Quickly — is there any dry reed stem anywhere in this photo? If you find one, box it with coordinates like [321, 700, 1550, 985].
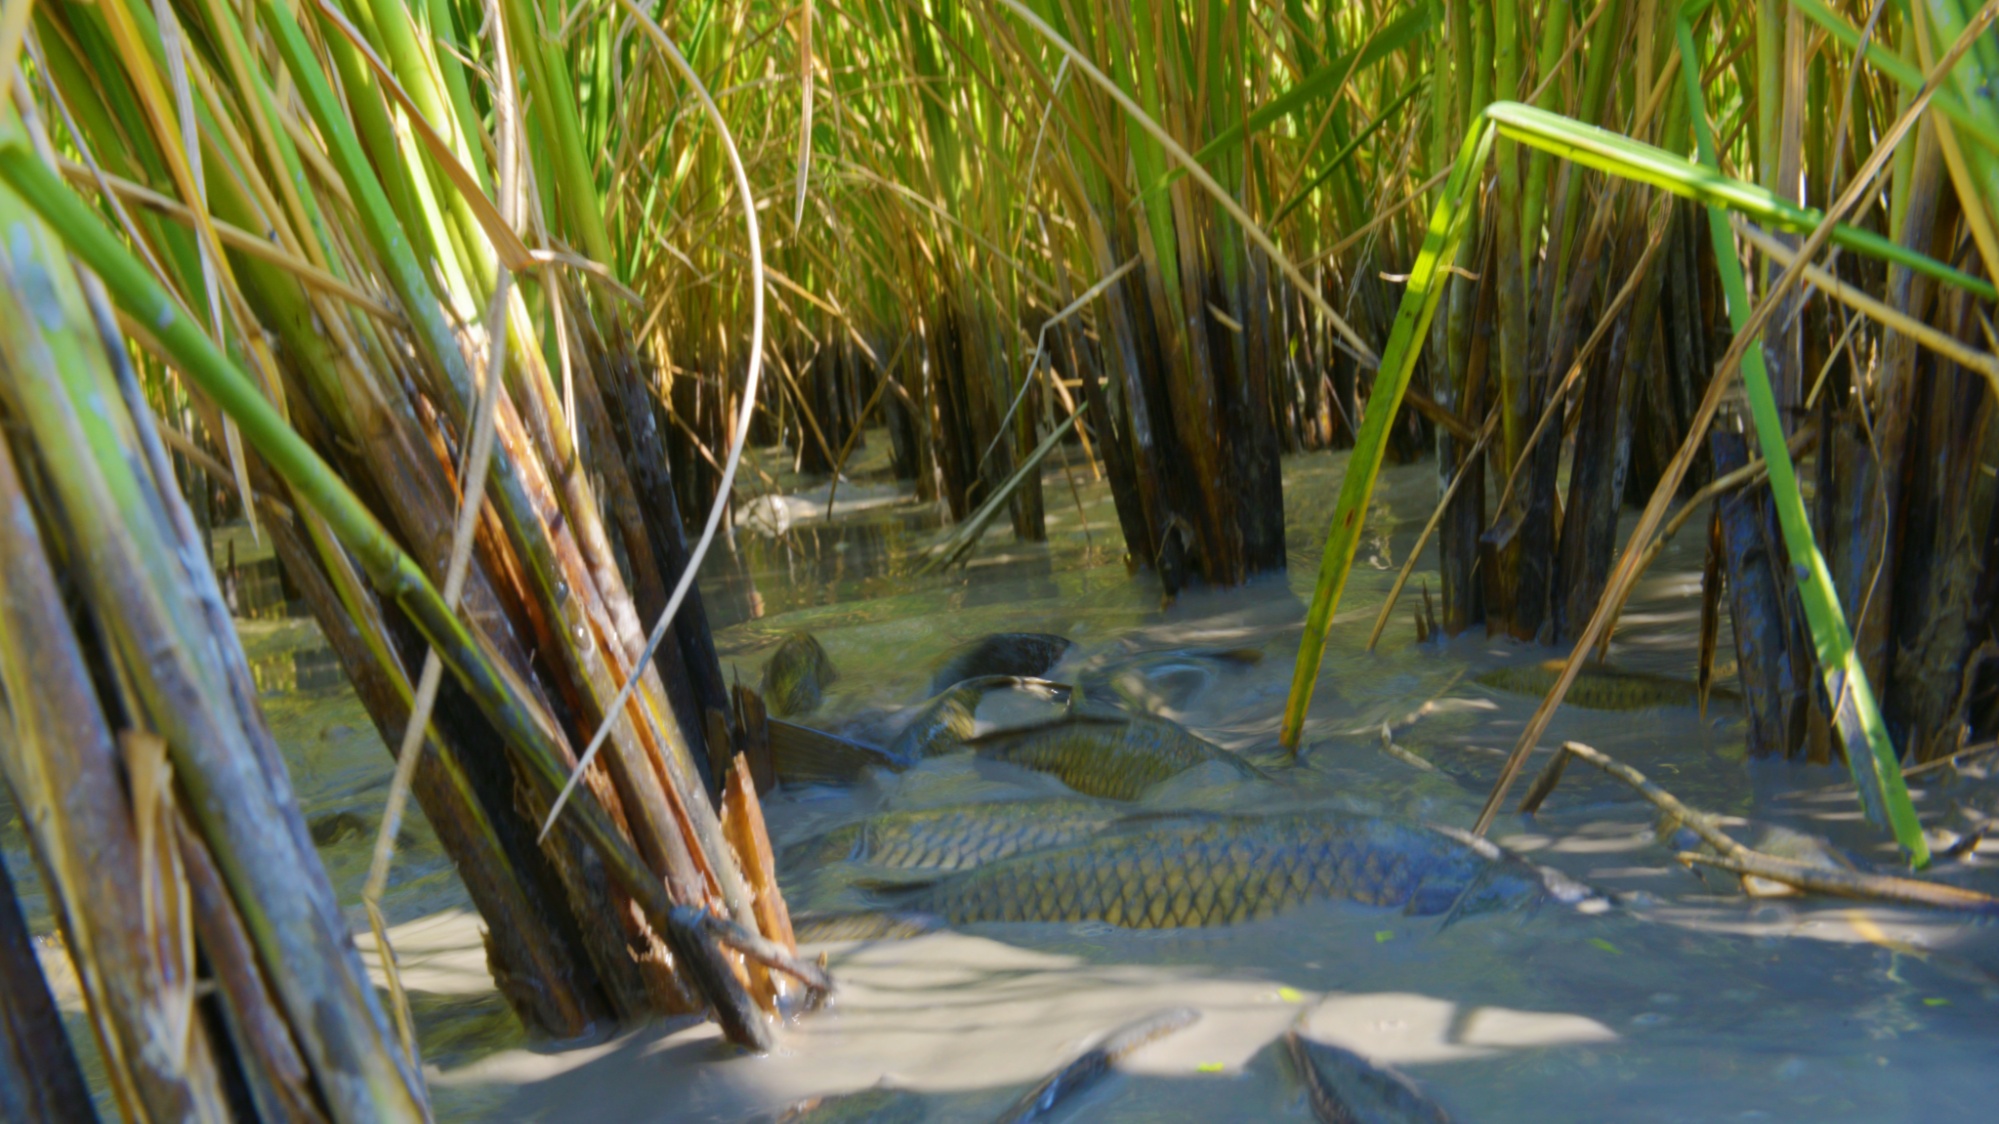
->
[1473, 8, 1990, 835]
[1525, 742, 1999, 914]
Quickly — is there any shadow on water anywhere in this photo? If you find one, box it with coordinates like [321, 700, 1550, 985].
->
[441, 892, 1999, 1122]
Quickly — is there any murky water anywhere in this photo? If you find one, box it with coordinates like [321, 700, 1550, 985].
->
[8, 433, 1997, 1122]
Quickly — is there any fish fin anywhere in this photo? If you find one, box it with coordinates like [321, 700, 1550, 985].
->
[768, 719, 908, 785]
[843, 868, 951, 893]
[1287, 1033, 1456, 1124]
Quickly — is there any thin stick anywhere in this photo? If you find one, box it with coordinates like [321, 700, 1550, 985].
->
[992, 0, 1378, 369]
[544, 0, 768, 839]
[1736, 219, 1999, 393]
[362, 0, 522, 1067]
[1678, 852, 1999, 913]
[1591, 425, 1817, 657]
[824, 331, 911, 519]
[1488, 198, 1670, 518]
[1365, 411, 1495, 652]
[1902, 739, 1999, 778]
[978, 256, 1140, 474]
[1524, 742, 1999, 914]
[697, 911, 832, 997]
[1472, 10, 1977, 836]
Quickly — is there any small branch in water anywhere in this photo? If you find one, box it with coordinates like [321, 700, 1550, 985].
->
[1365, 411, 1496, 652]
[1522, 741, 1999, 914]
[1903, 739, 1999, 778]
[696, 910, 833, 1003]
[661, 907, 773, 1052]
[1676, 851, 1999, 914]
[1378, 723, 1440, 774]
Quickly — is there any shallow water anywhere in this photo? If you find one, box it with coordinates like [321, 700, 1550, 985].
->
[9, 433, 1997, 1122]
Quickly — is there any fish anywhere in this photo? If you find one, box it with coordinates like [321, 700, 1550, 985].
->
[791, 799, 1128, 874]
[1474, 660, 1738, 711]
[886, 675, 1074, 761]
[307, 809, 369, 846]
[966, 713, 1265, 801]
[773, 1084, 927, 1124]
[991, 1007, 1200, 1123]
[768, 718, 909, 786]
[1286, 1030, 1454, 1124]
[894, 812, 1599, 929]
[764, 631, 836, 717]
[1077, 646, 1264, 714]
[929, 633, 1074, 695]
[768, 677, 1073, 786]
[790, 911, 940, 943]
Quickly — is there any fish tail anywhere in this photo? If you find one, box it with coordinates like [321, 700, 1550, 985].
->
[768, 719, 909, 785]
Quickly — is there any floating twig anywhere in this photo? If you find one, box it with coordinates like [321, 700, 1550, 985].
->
[1523, 741, 1999, 914]
[695, 910, 833, 1001]
[1379, 723, 1441, 774]
[1902, 739, 1999, 778]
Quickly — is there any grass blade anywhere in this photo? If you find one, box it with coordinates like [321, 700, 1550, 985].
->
[1279, 120, 1496, 751]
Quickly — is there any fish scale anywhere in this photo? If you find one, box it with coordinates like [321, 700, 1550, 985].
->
[1474, 660, 1738, 710]
[967, 714, 1266, 801]
[798, 800, 1123, 872]
[903, 813, 1579, 929]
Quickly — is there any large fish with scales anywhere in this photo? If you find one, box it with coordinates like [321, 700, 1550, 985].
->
[793, 798, 1127, 873]
[771, 686, 1251, 802]
[767, 676, 1069, 785]
[965, 713, 1266, 800]
[885, 675, 1071, 760]
[858, 811, 1600, 930]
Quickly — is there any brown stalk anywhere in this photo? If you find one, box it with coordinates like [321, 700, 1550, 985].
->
[0, 841, 96, 1123]
[1473, 10, 1982, 833]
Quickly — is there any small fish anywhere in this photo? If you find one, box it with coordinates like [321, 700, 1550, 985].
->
[793, 799, 1127, 873]
[991, 1008, 1200, 1124]
[774, 1084, 927, 1124]
[1286, 1031, 1454, 1124]
[886, 675, 1074, 761]
[929, 633, 1074, 695]
[1474, 660, 1738, 711]
[967, 713, 1264, 801]
[763, 631, 836, 717]
[897, 812, 1598, 929]
[307, 809, 370, 847]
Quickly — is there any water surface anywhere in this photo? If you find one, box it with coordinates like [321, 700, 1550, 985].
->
[9, 433, 1995, 1122]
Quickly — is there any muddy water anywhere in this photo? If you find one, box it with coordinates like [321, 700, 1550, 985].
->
[8, 438, 1997, 1122]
